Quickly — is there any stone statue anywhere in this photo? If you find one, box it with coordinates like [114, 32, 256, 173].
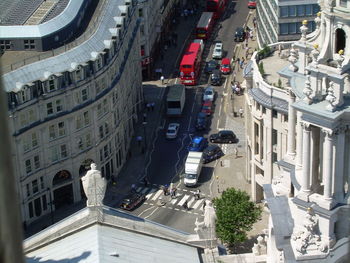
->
[194, 200, 217, 243]
[252, 235, 267, 256]
[81, 163, 107, 207]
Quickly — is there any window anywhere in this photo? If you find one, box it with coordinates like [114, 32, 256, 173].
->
[104, 122, 109, 135]
[272, 110, 278, 118]
[312, 4, 320, 14]
[23, 132, 37, 152]
[26, 184, 30, 197]
[288, 23, 297, 34]
[0, 39, 12, 50]
[262, 107, 266, 114]
[42, 195, 47, 211]
[46, 102, 54, 115]
[272, 129, 278, 145]
[76, 67, 84, 82]
[84, 111, 90, 126]
[280, 23, 289, 35]
[25, 159, 32, 174]
[34, 155, 40, 169]
[81, 88, 88, 101]
[24, 39, 35, 49]
[272, 152, 278, 163]
[60, 145, 67, 158]
[99, 125, 104, 139]
[96, 56, 103, 70]
[284, 114, 288, 122]
[50, 144, 68, 162]
[49, 125, 56, 140]
[49, 122, 65, 140]
[48, 79, 56, 92]
[288, 6, 296, 17]
[305, 5, 312, 15]
[32, 180, 38, 194]
[56, 99, 63, 112]
[58, 122, 65, 137]
[297, 5, 304, 16]
[85, 133, 92, 147]
[138, 8, 143, 17]
[29, 202, 34, 218]
[40, 176, 44, 189]
[280, 6, 288, 17]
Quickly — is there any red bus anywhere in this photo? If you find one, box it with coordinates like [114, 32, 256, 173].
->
[179, 41, 203, 86]
[206, 0, 226, 19]
[195, 12, 215, 40]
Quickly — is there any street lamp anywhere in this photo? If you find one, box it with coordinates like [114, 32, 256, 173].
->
[47, 188, 54, 225]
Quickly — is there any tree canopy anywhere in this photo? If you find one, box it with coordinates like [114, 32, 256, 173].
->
[213, 188, 262, 246]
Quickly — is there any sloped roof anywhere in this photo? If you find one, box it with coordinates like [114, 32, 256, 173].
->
[248, 87, 288, 114]
[24, 206, 204, 263]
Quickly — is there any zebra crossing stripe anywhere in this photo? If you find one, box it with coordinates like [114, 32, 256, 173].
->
[151, 189, 163, 201]
[187, 197, 196, 207]
[171, 197, 178, 205]
[136, 187, 142, 193]
[178, 195, 190, 206]
[146, 188, 157, 199]
[192, 199, 203, 209]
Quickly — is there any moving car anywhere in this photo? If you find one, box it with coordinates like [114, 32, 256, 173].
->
[212, 42, 223, 59]
[234, 27, 245, 42]
[203, 144, 224, 163]
[120, 193, 146, 210]
[210, 69, 222, 86]
[201, 100, 213, 116]
[248, 0, 257, 9]
[210, 130, 237, 143]
[204, 60, 219, 74]
[203, 86, 215, 101]
[195, 112, 208, 130]
[188, 136, 208, 152]
[166, 123, 180, 139]
[220, 58, 231, 74]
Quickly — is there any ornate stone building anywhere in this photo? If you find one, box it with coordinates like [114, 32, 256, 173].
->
[245, 0, 350, 261]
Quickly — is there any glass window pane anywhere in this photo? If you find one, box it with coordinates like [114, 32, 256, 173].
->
[312, 4, 320, 14]
[289, 23, 297, 34]
[279, 23, 288, 35]
[305, 5, 312, 15]
[288, 6, 296, 16]
[297, 5, 304, 16]
[280, 6, 288, 17]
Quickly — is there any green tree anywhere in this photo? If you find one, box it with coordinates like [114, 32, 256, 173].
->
[258, 61, 265, 76]
[213, 188, 262, 247]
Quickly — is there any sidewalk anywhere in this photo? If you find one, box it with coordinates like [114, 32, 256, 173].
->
[24, 7, 204, 238]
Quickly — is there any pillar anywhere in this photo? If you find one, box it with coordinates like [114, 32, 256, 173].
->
[334, 126, 345, 203]
[310, 126, 321, 192]
[301, 122, 311, 194]
[322, 129, 334, 200]
[287, 90, 296, 157]
[296, 111, 303, 168]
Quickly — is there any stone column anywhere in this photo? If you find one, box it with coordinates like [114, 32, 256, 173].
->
[301, 122, 311, 195]
[287, 89, 296, 157]
[296, 111, 303, 168]
[310, 126, 321, 191]
[334, 126, 346, 203]
[322, 129, 335, 200]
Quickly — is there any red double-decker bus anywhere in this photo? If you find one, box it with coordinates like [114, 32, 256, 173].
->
[195, 12, 215, 40]
[179, 41, 203, 86]
[206, 0, 226, 19]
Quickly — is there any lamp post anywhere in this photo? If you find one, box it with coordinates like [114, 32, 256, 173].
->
[47, 188, 54, 225]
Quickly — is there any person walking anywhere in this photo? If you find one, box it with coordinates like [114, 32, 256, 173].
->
[136, 136, 142, 147]
[234, 147, 238, 158]
[160, 75, 165, 85]
[183, 200, 189, 210]
[150, 102, 155, 111]
[239, 107, 244, 118]
[202, 200, 206, 211]
[194, 189, 201, 200]
[171, 187, 177, 198]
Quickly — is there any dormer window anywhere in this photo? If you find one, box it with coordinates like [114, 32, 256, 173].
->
[18, 85, 31, 103]
[76, 66, 84, 82]
[96, 55, 103, 70]
[47, 76, 56, 92]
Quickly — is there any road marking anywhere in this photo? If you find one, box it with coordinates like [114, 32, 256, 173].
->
[174, 208, 180, 211]
[178, 194, 190, 206]
[136, 187, 142, 193]
[151, 189, 163, 201]
[187, 116, 192, 131]
[144, 207, 159, 219]
[171, 198, 179, 205]
[141, 187, 150, 194]
[192, 199, 203, 209]
[187, 197, 196, 207]
[137, 205, 157, 217]
[146, 188, 157, 199]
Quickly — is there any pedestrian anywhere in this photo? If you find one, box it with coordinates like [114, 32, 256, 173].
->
[202, 200, 206, 211]
[136, 136, 142, 147]
[183, 200, 189, 210]
[239, 60, 244, 69]
[239, 107, 244, 118]
[143, 112, 147, 122]
[151, 102, 155, 111]
[250, 29, 254, 40]
[163, 184, 169, 195]
[131, 184, 136, 193]
[160, 75, 165, 85]
[245, 49, 249, 59]
[164, 44, 168, 52]
[194, 189, 201, 200]
[234, 147, 238, 158]
[171, 187, 177, 198]
[146, 103, 151, 112]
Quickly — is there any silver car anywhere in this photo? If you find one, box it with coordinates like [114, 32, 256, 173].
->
[166, 123, 180, 139]
[203, 86, 215, 101]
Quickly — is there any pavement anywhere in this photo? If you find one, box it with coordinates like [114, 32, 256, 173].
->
[25, 9, 269, 255]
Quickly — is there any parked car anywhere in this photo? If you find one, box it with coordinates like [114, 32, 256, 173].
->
[210, 130, 237, 143]
[120, 193, 146, 210]
[204, 60, 219, 74]
[234, 27, 246, 42]
[220, 58, 231, 74]
[210, 69, 222, 86]
[203, 86, 215, 101]
[212, 42, 223, 59]
[203, 144, 224, 163]
[195, 112, 208, 130]
[166, 123, 180, 139]
[248, 0, 256, 9]
[201, 100, 213, 116]
[188, 136, 208, 152]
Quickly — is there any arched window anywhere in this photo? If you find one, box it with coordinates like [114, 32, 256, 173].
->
[335, 28, 346, 54]
[53, 170, 72, 186]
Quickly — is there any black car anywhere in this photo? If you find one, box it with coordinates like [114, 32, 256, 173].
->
[210, 130, 237, 144]
[120, 193, 146, 211]
[195, 112, 208, 130]
[203, 144, 224, 163]
[204, 60, 219, 74]
[234, 27, 246, 42]
[210, 69, 222, 86]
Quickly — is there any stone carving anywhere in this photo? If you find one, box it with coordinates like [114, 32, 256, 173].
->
[289, 45, 299, 72]
[252, 235, 267, 255]
[303, 76, 313, 104]
[194, 200, 217, 243]
[336, 50, 345, 71]
[310, 44, 320, 66]
[300, 20, 308, 42]
[314, 12, 321, 30]
[325, 81, 336, 111]
[81, 163, 107, 207]
[292, 207, 328, 255]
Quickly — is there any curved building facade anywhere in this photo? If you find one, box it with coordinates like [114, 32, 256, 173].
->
[2, 0, 142, 225]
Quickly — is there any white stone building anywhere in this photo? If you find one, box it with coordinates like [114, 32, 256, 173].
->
[245, 0, 350, 261]
[257, 0, 320, 47]
[1, 0, 143, 225]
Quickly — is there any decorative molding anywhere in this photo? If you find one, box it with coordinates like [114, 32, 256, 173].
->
[325, 81, 336, 112]
[303, 76, 313, 104]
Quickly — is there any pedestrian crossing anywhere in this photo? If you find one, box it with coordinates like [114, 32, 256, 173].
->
[134, 185, 210, 214]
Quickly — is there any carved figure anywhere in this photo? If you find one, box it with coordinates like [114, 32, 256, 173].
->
[194, 200, 217, 242]
[81, 163, 107, 207]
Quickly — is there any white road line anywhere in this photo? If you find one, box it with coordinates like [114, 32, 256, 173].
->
[136, 187, 142, 193]
[141, 187, 150, 194]
[171, 198, 179, 205]
[187, 197, 196, 207]
[144, 207, 159, 219]
[187, 116, 192, 131]
[137, 206, 156, 217]
[151, 189, 163, 201]
[146, 188, 157, 199]
[178, 194, 190, 206]
[174, 208, 180, 211]
[192, 199, 203, 209]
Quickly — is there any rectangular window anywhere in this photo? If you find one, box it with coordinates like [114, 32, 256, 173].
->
[104, 145, 109, 158]
[272, 110, 278, 118]
[296, 5, 304, 16]
[32, 133, 38, 148]
[305, 5, 312, 15]
[82, 88, 88, 101]
[28, 109, 35, 122]
[51, 147, 59, 162]
[272, 129, 278, 145]
[280, 6, 288, 17]
[104, 122, 109, 135]
[279, 23, 289, 35]
[40, 176, 44, 189]
[29, 202, 34, 218]
[99, 125, 104, 139]
[47, 102, 54, 115]
[138, 8, 143, 17]
[288, 6, 296, 17]
[76, 115, 83, 130]
[23, 138, 30, 152]
[60, 144, 67, 158]
[83, 111, 90, 126]
[32, 179, 38, 194]
[34, 155, 40, 169]
[25, 159, 32, 174]
[272, 152, 278, 163]
[289, 23, 297, 34]
[312, 4, 320, 14]
[97, 103, 103, 117]
[284, 114, 288, 122]
[58, 122, 65, 137]
[42, 195, 47, 211]
[26, 184, 30, 197]
[56, 99, 63, 112]
[48, 79, 55, 91]
[85, 133, 92, 147]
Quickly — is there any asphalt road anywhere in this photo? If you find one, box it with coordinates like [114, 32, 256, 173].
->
[123, 2, 250, 233]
